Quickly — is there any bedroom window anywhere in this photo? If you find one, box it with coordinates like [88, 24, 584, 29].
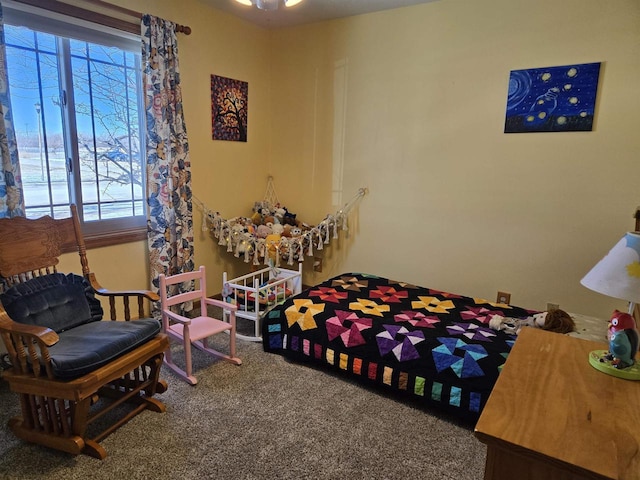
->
[4, 6, 146, 246]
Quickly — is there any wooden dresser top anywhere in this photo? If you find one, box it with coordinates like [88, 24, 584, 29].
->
[475, 327, 640, 480]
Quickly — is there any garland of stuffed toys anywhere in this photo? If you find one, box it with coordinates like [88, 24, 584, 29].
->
[194, 180, 368, 267]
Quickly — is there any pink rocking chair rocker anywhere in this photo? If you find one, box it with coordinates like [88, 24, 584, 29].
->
[159, 266, 241, 385]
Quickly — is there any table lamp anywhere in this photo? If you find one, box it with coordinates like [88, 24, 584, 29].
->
[580, 231, 640, 380]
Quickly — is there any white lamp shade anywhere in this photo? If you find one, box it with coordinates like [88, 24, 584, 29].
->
[580, 232, 640, 304]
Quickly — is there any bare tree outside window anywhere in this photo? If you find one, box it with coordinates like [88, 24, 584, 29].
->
[4, 22, 145, 227]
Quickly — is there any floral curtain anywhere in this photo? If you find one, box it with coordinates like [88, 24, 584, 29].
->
[0, 3, 24, 218]
[141, 14, 194, 296]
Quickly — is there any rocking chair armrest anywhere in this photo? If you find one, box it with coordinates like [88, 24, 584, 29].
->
[94, 287, 160, 302]
[87, 272, 160, 302]
[0, 309, 59, 347]
[204, 297, 238, 312]
[162, 309, 191, 325]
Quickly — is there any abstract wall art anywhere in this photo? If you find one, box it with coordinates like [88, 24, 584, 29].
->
[211, 75, 248, 142]
[504, 62, 601, 133]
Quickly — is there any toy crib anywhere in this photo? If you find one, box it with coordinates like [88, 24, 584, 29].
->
[223, 264, 303, 341]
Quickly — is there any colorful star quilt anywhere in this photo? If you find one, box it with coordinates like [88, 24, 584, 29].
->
[264, 273, 538, 422]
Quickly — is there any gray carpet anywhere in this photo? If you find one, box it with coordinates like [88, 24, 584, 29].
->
[0, 330, 487, 479]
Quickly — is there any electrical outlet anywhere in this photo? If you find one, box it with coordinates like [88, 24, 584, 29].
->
[313, 257, 323, 272]
[497, 291, 511, 304]
[547, 303, 559, 311]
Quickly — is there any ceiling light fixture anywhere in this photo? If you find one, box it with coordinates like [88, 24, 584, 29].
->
[234, 0, 303, 11]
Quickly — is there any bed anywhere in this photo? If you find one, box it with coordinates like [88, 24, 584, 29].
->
[262, 272, 537, 423]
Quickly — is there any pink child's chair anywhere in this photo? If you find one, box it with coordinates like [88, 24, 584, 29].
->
[159, 266, 241, 385]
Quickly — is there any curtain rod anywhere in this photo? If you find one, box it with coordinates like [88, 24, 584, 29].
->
[10, 0, 192, 35]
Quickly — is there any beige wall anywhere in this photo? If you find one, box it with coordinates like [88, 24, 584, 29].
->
[72, 0, 639, 320]
[268, 0, 640, 319]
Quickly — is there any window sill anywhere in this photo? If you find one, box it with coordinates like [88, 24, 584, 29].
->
[84, 227, 147, 250]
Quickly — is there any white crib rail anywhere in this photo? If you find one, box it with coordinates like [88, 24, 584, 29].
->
[222, 263, 302, 341]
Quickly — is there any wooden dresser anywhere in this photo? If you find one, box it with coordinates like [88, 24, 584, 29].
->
[475, 327, 640, 480]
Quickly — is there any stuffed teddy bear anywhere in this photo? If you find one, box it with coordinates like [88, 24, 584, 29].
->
[262, 215, 275, 226]
[265, 223, 284, 263]
[271, 223, 284, 236]
[230, 223, 245, 240]
[250, 211, 262, 226]
[283, 211, 297, 226]
[489, 308, 575, 335]
[256, 224, 272, 239]
[274, 207, 287, 224]
[543, 309, 576, 334]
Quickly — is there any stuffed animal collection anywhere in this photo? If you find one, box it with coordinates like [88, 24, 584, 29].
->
[198, 188, 367, 266]
[202, 200, 337, 266]
[489, 308, 575, 336]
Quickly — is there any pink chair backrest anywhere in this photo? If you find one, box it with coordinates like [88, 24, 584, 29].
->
[159, 265, 207, 309]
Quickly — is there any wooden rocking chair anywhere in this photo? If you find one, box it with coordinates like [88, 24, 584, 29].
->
[0, 205, 169, 459]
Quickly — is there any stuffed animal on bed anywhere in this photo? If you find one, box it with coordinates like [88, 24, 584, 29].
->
[542, 309, 576, 333]
[489, 308, 575, 335]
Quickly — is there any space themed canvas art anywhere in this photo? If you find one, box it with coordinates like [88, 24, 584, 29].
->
[504, 62, 601, 133]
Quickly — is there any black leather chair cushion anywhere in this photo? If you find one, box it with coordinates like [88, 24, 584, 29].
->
[50, 318, 161, 378]
[1, 273, 103, 332]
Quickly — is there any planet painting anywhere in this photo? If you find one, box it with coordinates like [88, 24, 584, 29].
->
[504, 62, 601, 133]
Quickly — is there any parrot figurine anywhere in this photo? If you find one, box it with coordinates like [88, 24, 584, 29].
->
[608, 309, 637, 339]
[606, 310, 639, 369]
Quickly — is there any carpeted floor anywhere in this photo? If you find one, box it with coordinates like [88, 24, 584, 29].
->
[0, 332, 487, 479]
